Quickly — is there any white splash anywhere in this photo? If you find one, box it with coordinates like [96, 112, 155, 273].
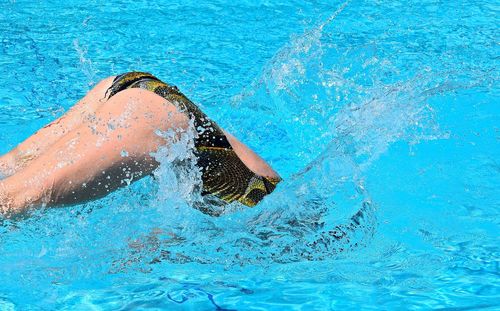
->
[151, 116, 202, 210]
[73, 39, 97, 87]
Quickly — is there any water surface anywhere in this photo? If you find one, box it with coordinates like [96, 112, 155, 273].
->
[0, 0, 498, 309]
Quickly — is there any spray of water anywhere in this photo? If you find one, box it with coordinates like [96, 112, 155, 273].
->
[1, 1, 451, 270]
[151, 0, 453, 266]
[114, 1, 385, 267]
[73, 39, 97, 87]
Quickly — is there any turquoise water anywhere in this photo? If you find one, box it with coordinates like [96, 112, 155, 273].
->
[0, 0, 498, 309]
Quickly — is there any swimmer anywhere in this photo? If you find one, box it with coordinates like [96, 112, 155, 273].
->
[0, 72, 281, 217]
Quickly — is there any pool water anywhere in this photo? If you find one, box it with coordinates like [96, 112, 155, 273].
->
[0, 0, 498, 309]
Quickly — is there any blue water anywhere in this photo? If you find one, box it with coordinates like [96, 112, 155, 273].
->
[0, 0, 498, 309]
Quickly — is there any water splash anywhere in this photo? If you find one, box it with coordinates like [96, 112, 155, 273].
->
[0, 0, 497, 308]
[73, 39, 97, 87]
[115, 1, 390, 268]
[0, 1, 452, 274]
[210, 0, 463, 266]
[152, 117, 202, 208]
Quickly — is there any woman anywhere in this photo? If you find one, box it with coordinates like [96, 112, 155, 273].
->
[0, 72, 281, 216]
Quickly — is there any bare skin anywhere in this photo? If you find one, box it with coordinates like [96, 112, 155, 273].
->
[0, 76, 118, 176]
[0, 76, 280, 216]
